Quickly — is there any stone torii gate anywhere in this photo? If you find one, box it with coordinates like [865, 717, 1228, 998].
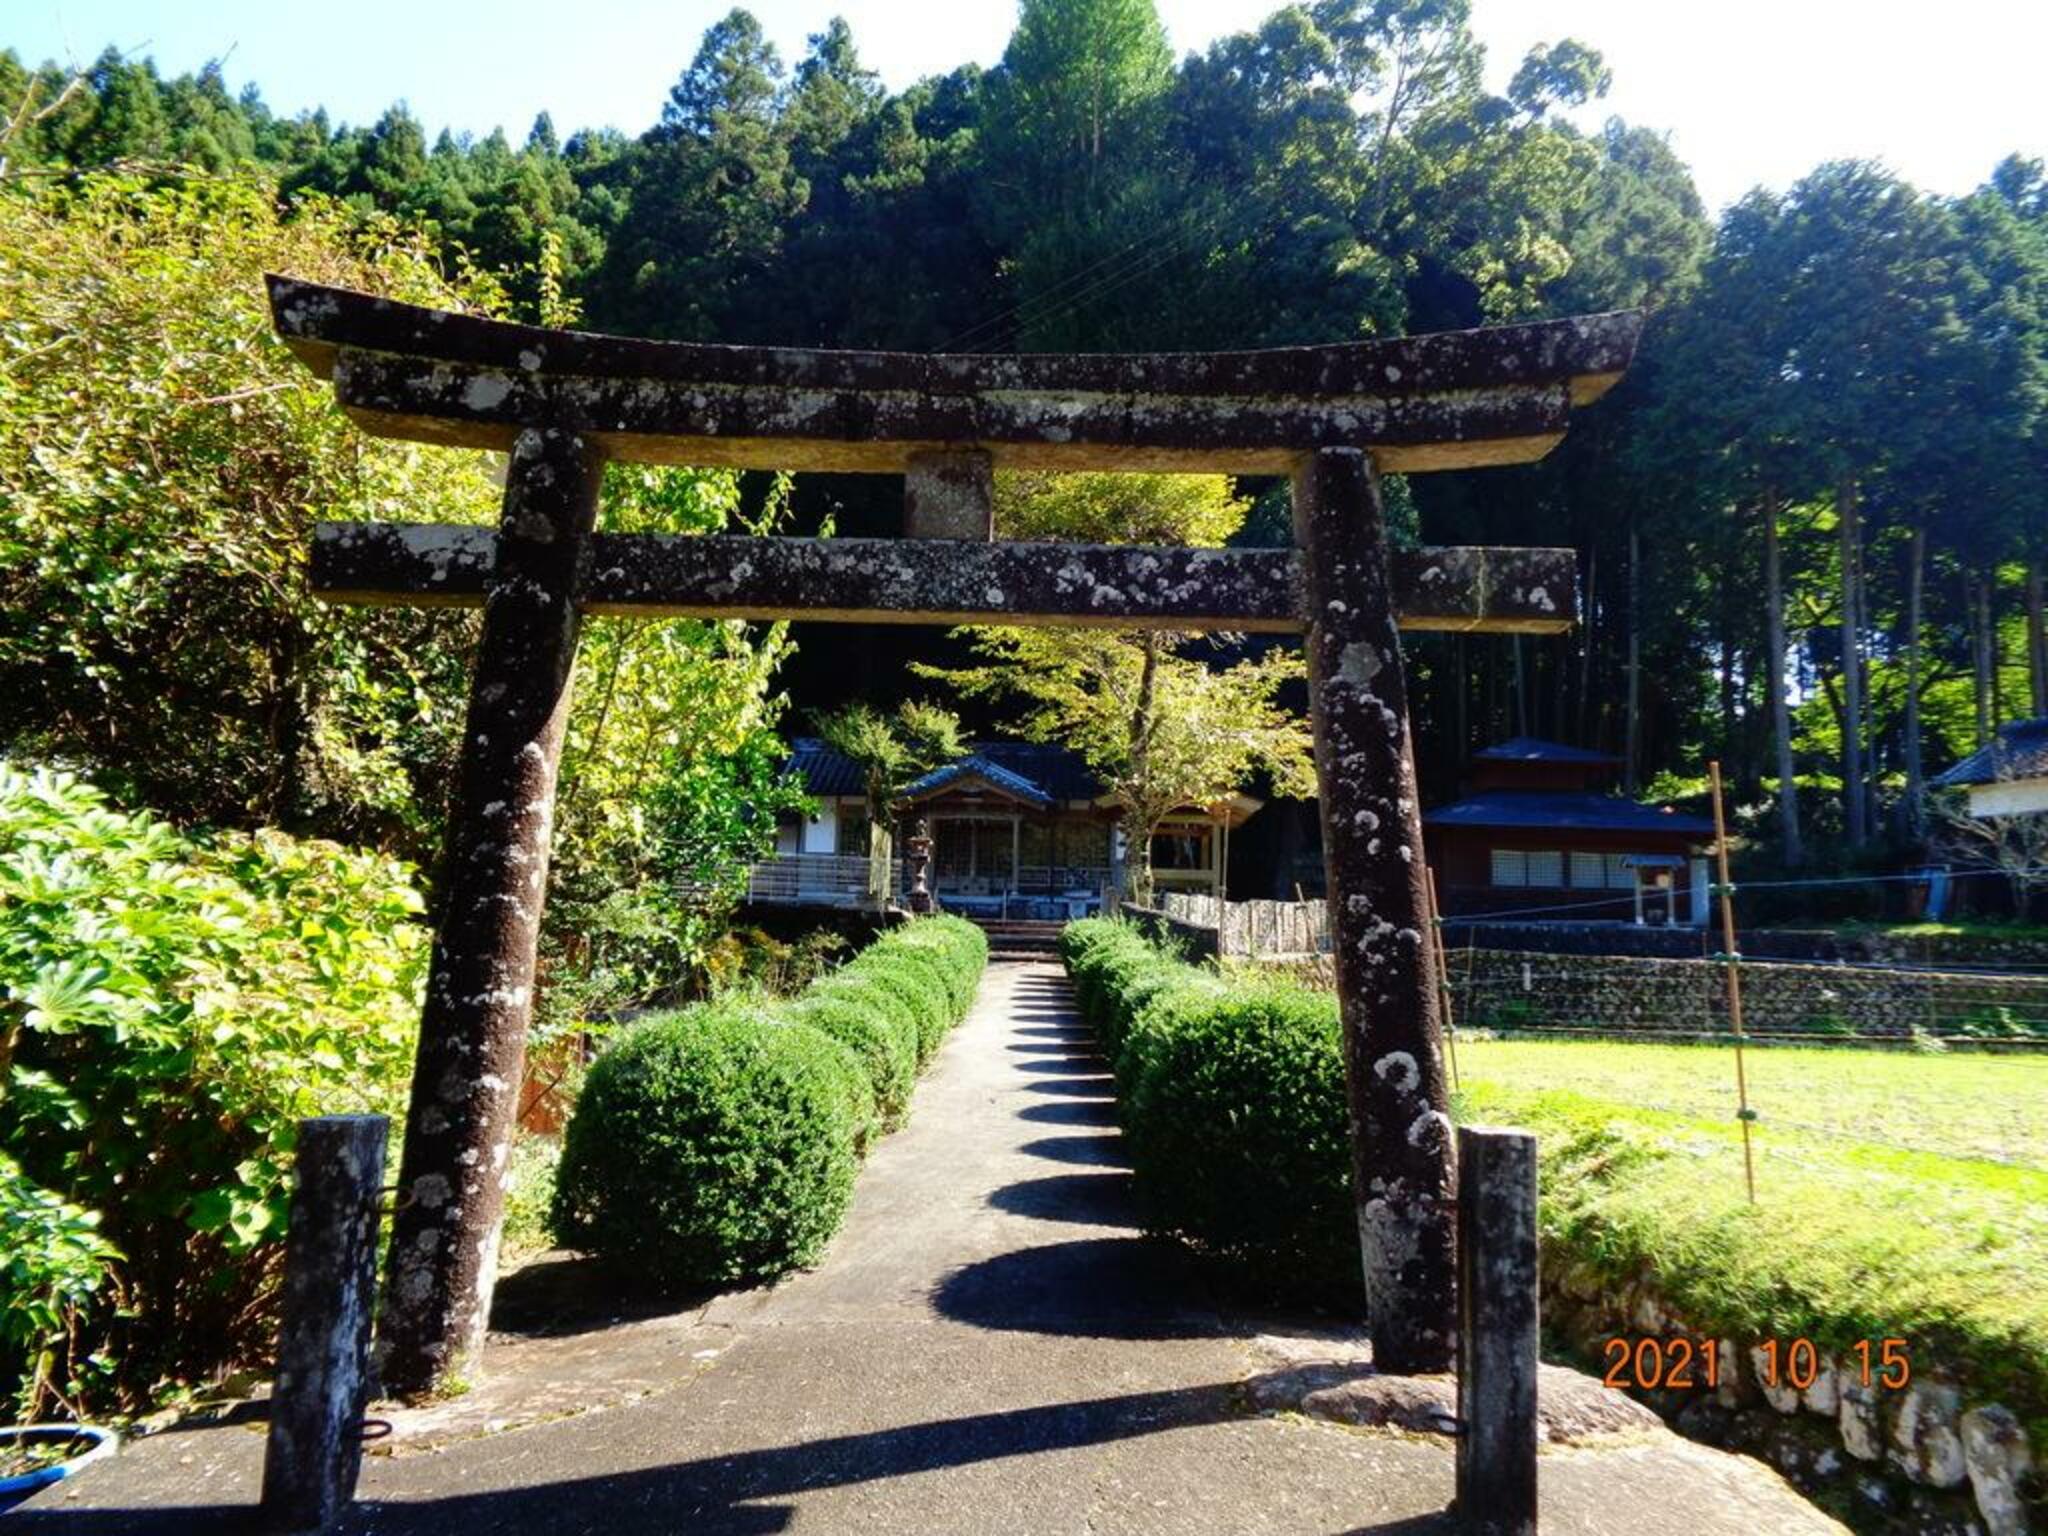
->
[268, 276, 1637, 1398]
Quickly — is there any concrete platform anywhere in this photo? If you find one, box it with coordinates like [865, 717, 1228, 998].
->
[18, 963, 1843, 1534]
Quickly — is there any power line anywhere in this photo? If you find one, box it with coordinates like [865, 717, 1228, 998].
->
[939, 180, 1285, 353]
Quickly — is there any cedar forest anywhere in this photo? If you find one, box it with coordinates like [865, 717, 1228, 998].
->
[5, 0, 2048, 893]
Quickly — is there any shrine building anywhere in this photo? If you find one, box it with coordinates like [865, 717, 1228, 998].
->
[1423, 737, 1714, 926]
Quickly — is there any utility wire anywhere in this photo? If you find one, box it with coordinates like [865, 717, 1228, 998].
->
[940, 181, 1289, 353]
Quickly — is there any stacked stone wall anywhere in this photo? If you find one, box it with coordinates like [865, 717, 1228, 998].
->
[1448, 948, 2048, 1043]
[1544, 1266, 2039, 1534]
[1442, 919, 2048, 972]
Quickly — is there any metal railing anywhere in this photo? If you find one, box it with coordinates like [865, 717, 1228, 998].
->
[743, 856, 1116, 909]
[744, 853, 901, 906]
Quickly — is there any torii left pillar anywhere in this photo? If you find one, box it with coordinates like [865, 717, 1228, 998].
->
[377, 428, 603, 1397]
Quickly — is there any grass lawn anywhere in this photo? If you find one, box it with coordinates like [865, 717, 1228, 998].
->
[1452, 1037, 2048, 1437]
[1455, 1038, 2048, 1167]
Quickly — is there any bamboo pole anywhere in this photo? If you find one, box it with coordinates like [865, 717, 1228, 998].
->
[1708, 761, 1758, 1204]
[1426, 866, 1462, 1091]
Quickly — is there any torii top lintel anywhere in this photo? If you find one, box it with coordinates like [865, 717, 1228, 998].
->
[266, 277, 1640, 476]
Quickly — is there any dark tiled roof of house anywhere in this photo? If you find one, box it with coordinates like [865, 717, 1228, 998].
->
[1473, 736, 1623, 765]
[781, 737, 1103, 803]
[782, 737, 868, 797]
[969, 741, 1103, 801]
[1932, 716, 2048, 788]
[1424, 790, 1713, 837]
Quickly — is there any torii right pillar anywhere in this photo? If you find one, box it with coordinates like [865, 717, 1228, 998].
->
[1295, 447, 1457, 1373]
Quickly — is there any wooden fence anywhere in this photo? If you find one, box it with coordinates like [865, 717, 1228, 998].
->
[1159, 892, 1330, 957]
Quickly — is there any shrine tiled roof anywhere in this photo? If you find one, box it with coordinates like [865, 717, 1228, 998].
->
[781, 738, 1102, 805]
[1473, 736, 1623, 765]
[1932, 716, 2048, 788]
[1424, 790, 1713, 837]
[899, 756, 1057, 808]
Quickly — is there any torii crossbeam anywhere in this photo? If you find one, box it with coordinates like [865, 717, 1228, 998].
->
[268, 275, 1637, 1397]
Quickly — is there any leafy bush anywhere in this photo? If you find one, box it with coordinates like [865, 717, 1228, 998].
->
[551, 1007, 866, 1287]
[499, 1135, 565, 1263]
[0, 763, 425, 1413]
[805, 971, 925, 1088]
[551, 916, 986, 1287]
[1060, 918, 1211, 1061]
[1062, 920, 1357, 1298]
[0, 1152, 122, 1419]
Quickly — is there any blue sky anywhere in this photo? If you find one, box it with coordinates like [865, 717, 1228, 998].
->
[7, 0, 2043, 212]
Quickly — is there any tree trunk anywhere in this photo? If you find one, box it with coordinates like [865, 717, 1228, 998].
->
[1973, 569, 1995, 746]
[1837, 471, 1867, 846]
[2026, 560, 2047, 717]
[1552, 634, 1570, 747]
[1122, 810, 1155, 909]
[869, 818, 894, 910]
[1453, 634, 1469, 771]
[1511, 635, 1528, 737]
[1717, 608, 1736, 767]
[1764, 489, 1802, 867]
[1124, 633, 1161, 905]
[1903, 525, 1926, 835]
[1577, 543, 1597, 744]
[1624, 520, 1641, 793]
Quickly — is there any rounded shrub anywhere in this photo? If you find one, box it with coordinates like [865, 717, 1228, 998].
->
[887, 915, 988, 1017]
[1118, 983, 1357, 1298]
[839, 952, 952, 1061]
[789, 990, 917, 1126]
[550, 1006, 866, 1288]
[808, 970, 924, 1067]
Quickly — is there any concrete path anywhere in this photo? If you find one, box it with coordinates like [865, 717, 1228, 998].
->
[20, 962, 1842, 1534]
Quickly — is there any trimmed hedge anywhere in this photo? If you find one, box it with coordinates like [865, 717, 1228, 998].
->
[550, 1005, 867, 1283]
[1060, 919, 1358, 1299]
[553, 914, 987, 1289]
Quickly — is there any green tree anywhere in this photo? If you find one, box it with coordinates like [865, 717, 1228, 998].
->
[816, 701, 965, 906]
[921, 473, 1313, 904]
[592, 9, 805, 340]
[0, 174, 504, 847]
[973, 0, 1178, 349]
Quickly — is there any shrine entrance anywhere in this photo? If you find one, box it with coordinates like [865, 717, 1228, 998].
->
[268, 275, 1637, 1399]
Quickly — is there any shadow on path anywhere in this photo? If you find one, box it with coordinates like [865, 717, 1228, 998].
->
[932, 1238, 1218, 1339]
[1015, 1098, 1117, 1127]
[987, 1171, 1139, 1225]
[1015, 1134, 1130, 1167]
[7, 1372, 1460, 1536]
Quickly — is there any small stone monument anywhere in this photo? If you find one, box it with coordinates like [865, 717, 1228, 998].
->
[906, 819, 936, 914]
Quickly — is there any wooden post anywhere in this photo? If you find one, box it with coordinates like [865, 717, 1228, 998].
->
[1294, 447, 1457, 1374]
[260, 1115, 389, 1535]
[377, 428, 604, 1398]
[1455, 1124, 1539, 1536]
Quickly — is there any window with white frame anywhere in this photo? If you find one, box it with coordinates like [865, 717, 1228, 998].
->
[1570, 851, 1606, 888]
[1491, 849, 1566, 887]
